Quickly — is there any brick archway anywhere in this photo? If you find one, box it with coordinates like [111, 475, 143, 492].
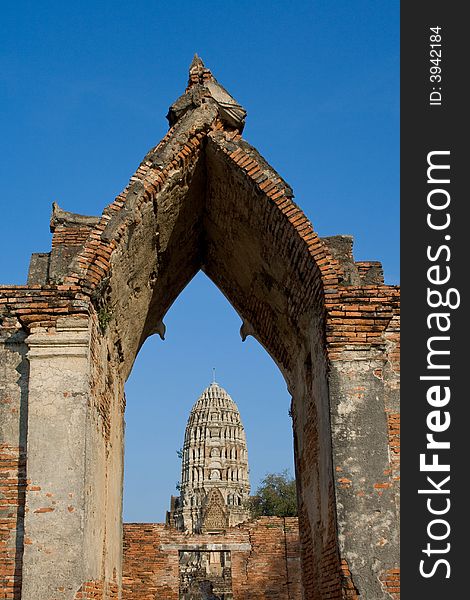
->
[0, 57, 400, 600]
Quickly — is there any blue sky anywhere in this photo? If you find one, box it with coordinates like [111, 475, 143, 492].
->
[1, 1, 399, 521]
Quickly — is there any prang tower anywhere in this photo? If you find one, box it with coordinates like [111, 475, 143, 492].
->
[168, 382, 251, 533]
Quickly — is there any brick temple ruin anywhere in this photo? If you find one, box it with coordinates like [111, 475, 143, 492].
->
[122, 382, 302, 600]
[0, 56, 400, 599]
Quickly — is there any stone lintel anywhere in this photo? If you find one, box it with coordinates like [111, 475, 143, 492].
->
[159, 542, 251, 552]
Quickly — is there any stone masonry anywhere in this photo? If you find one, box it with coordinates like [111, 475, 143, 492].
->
[0, 56, 400, 599]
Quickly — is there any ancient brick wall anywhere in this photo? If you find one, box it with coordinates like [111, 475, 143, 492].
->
[73, 581, 119, 600]
[122, 517, 301, 600]
[231, 517, 301, 599]
[0, 318, 28, 600]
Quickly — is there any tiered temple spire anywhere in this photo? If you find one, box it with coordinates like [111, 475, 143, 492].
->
[167, 382, 251, 533]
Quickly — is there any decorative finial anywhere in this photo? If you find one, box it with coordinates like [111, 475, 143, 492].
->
[212, 367, 216, 384]
[187, 53, 213, 89]
[190, 53, 204, 70]
[168, 54, 247, 131]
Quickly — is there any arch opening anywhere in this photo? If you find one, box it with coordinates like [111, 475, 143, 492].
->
[121, 271, 315, 600]
[122, 271, 295, 526]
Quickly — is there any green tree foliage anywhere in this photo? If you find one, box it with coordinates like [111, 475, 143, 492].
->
[247, 470, 297, 518]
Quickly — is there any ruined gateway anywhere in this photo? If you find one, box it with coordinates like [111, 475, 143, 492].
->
[0, 57, 400, 599]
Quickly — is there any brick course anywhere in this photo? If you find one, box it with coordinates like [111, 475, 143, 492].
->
[0, 445, 26, 600]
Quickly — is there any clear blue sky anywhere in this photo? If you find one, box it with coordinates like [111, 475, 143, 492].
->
[1, 1, 399, 521]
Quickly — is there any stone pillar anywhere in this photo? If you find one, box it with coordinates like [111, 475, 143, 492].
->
[21, 317, 92, 600]
[329, 349, 400, 598]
